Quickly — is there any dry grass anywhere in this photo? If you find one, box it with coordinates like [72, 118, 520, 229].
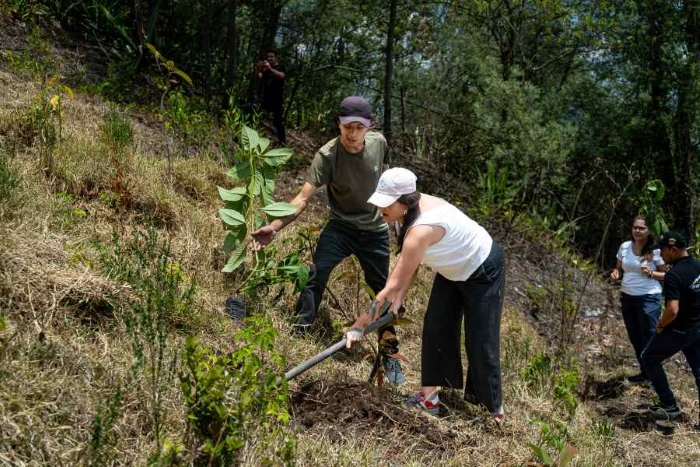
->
[2, 43, 700, 467]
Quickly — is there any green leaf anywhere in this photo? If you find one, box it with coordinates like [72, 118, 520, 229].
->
[218, 186, 247, 202]
[252, 169, 264, 196]
[223, 232, 238, 254]
[227, 160, 251, 180]
[527, 443, 553, 466]
[295, 265, 309, 291]
[219, 209, 246, 226]
[225, 198, 248, 215]
[262, 202, 297, 218]
[222, 241, 248, 273]
[262, 148, 292, 167]
[223, 228, 246, 254]
[258, 137, 270, 153]
[262, 177, 275, 206]
[101, 6, 137, 49]
[145, 43, 159, 59]
[242, 126, 260, 153]
[361, 282, 376, 299]
[261, 165, 276, 201]
[172, 68, 193, 86]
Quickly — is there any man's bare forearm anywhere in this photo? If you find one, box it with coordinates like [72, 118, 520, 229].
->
[268, 208, 304, 232]
[268, 183, 317, 232]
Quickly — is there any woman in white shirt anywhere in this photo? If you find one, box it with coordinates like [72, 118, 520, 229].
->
[610, 214, 667, 383]
[346, 168, 505, 424]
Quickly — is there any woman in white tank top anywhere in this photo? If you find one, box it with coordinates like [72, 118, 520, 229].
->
[346, 168, 506, 425]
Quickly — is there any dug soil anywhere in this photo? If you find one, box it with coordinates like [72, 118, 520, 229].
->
[291, 379, 463, 453]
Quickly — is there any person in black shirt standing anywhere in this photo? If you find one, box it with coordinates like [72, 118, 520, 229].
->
[640, 231, 700, 425]
[250, 49, 286, 144]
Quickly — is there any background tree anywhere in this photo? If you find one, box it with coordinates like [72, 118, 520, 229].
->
[22, 0, 699, 265]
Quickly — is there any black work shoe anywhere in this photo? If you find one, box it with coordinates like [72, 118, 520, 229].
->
[627, 373, 649, 384]
[225, 296, 245, 321]
[649, 404, 682, 421]
[381, 355, 406, 385]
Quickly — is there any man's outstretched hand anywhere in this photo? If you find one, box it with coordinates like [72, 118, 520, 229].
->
[251, 225, 277, 250]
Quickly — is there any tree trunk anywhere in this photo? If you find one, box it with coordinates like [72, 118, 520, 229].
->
[225, 0, 238, 100]
[202, 0, 213, 103]
[248, 0, 284, 100]
[383, 0, 398, 144]
[673, 0, 699, 236]
[259, 1, 283, 57]
[641, 3, 675, 225]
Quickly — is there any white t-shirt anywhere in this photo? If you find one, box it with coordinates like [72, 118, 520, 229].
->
[411, 203, 492, 281]
[616, 240, 664, 296]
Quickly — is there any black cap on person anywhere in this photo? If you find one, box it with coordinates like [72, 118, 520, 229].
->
[653, 231, 688, 249]
[339, 96, 372, 128]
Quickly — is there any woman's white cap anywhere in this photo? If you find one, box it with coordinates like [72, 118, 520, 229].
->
[367, 168, 417, 208]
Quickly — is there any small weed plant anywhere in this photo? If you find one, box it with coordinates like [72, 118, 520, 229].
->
[99, 106, 133, 202]
[181, 316, 295, 465]
[145, 43, 193, 177]
[528, 418, 578, 467]
[52, 191, 87, 228]
[29, 76, 74, 176]
[522, 352, 552, 389]
[553, 363, 580, 418]
[592, 417, 615, 439]
[93, 227, 196, 461]
[522, 353, 580, 418]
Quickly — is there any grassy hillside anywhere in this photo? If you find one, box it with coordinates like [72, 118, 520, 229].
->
[1, 18, 699, 466]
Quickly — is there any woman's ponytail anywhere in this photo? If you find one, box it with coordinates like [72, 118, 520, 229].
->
[396, 192, 421, 254]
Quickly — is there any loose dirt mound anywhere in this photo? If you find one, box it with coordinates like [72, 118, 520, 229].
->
[291, 379, 460, 452]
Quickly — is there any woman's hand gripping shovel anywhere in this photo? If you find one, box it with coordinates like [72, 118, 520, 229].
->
[284, 301, 398, 381]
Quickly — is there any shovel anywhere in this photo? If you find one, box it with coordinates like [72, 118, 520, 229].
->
[284, 303, 394, 381]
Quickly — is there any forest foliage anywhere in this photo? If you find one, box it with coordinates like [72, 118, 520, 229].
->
[5, 0, 698, 261]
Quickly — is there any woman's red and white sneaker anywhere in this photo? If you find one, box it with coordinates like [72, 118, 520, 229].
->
[492, 406, 505, 426]
[405, 391, 440, 415]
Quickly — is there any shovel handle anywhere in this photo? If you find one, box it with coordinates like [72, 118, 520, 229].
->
[284, 309, 395, 381]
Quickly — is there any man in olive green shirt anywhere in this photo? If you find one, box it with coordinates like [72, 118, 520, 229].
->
[251, 96, 404, 384]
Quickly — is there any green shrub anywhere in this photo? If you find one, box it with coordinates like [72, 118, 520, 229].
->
[96, 227, 197, 330]
[181, 316, 295, 465]
[528, 418, 578, 467]
[522, 352, 552, 387]
[2, 27, 56, 78]
[522, 353, 580, 418]
[94, 226, 197, 461]
[554, 364, 580, 417]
